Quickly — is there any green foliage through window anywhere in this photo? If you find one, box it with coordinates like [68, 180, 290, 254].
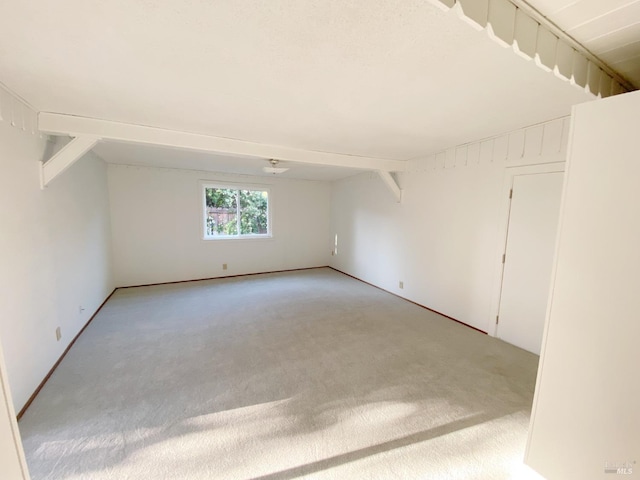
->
[205, 187, 269, 237]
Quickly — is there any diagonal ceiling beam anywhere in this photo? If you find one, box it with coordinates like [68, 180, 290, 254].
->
[38, 113, 407, 173]
[377, 170, 402, 203]
[40, 135, 100, 188]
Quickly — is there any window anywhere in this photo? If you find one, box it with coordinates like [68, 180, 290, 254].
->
[203, 184, 270, 239]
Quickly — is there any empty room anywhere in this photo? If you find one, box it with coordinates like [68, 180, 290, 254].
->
[1, 1, 638, 479]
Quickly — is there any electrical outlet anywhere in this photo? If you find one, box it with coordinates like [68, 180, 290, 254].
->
[79, 305, 85, 314]
[55, 327, 61, 341]
[399, 281, 404, 289]
[222, 263, 228, 270]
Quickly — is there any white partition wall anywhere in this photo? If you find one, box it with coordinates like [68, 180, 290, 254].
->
[0, 344, 29, 480]
[526, 91, 640, 478]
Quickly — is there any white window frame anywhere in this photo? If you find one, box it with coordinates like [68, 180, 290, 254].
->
[201, 182, 272, 240]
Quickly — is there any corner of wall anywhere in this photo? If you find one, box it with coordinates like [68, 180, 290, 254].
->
[0, 84, 39, 136]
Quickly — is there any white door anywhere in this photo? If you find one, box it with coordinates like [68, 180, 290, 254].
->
[497, 172, 564, 355]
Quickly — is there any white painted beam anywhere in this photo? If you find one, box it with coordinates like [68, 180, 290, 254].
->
[513, 9, 538, 60]
[487, 0, 516, 48]
[535, 28, 557, 72]
[510, 0, 634, 93]
[599, 74, 613, 98]
[38, 113, 407, 173]
[446, 0, 632, 96]
[456, 0, 489, 30]
[40, 135, 100, 188]
[377, 170, 402, 203]
[432, 0, 456, 10]
[571, 51, 589, 89]
[611, 80, 625, 96]
[554, 40, 574, 81]
[586, 61, 601, 96]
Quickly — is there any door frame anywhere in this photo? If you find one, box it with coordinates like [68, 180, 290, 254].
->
[488, 162, 566, 337]
[0, 340, 30, 480]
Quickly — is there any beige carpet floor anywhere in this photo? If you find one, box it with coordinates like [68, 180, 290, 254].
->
[18, 268, 544, 479]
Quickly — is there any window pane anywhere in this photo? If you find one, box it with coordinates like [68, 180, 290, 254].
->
[239, 190, 268, 235]
[205, 188, 238, 236]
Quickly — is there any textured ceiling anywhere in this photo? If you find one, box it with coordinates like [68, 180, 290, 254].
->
[526, 0, 640, 89]
[0, 0, 593, 165]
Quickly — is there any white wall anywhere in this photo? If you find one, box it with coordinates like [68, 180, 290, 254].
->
[330, 118, 572, 332]
[108, 164, 332, 286]
[526, 91, 640, 479]
[0, 93, 114, 411]
[0, 343, 29, 480]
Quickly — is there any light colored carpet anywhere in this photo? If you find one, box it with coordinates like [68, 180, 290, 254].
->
[19, 268, 544, 480]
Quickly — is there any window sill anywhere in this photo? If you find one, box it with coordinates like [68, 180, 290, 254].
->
[202, 235, 274, 243]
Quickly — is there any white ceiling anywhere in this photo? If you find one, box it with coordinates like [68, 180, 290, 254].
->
[1, 0, 594, 172]
[526, 0, 640, 89]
